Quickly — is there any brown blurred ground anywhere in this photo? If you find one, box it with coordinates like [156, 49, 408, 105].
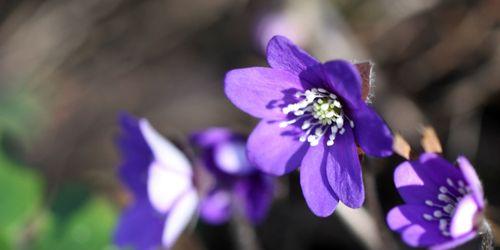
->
[0, 0, 499, 249]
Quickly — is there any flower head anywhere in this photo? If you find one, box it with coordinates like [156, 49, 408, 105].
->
[224, 35, 393, 216]
[114, 114, 198, 250]
[191, 128, 274, 224]
[386, 153, 485, 250]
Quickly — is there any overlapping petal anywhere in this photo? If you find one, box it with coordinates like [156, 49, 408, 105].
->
[394, 153, 462, 204]
[266, 35, 319, 76]
[351, 103, 393, 157]
[162, 189, 199, 248]
[325, 126, 364, 208]
[117, 114, 152, 197]
[224, 67, 305, 119]
[430, 232, 476, 250]
[450, 194, 478, 238]
[235, 174, 274, 224]
[457, 156, 484, 208]
[213, 141, 254, 175]
[199, 187, 232, 225]
[387, 205, 448, 247]
[322, 60, 363, 109]
[114, 201, 164, 250]
[247, 120, 308, 176]
[140, 119, 192, 176]
[190, 127, 242, 148]
[147, 161, 193, 213]
[300, 140, 339, 217]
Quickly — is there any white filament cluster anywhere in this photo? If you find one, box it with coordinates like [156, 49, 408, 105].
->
[279, 88, 354, 147]
[422, 178, 471, 236]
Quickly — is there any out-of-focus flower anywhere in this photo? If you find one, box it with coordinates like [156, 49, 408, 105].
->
[254, 11, 310, 53]
[114, 114, 198, 250]
[224, 35, 393, 217]
[386, 153, 485, 250]
[191, 128, 274, 224]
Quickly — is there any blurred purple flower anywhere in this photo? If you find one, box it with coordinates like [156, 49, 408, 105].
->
[254, 11, 309, 53]
[114, 114, 198, 250]
[386, 153, 485, 250]
[191, 128, 274, 225]
[224, 35, 393, 217]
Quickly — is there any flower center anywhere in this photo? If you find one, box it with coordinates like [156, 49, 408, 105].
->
[279, 88, 354, 147]
[422, 178, 472, 237]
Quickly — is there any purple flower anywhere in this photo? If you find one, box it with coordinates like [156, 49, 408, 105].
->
[386, 153, 485, 250]
[191, 128, 274, 225]
[114, 114, 198, 250]
[224, 35, 393, 216]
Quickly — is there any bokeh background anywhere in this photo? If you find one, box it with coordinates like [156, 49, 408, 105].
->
[0, 0, 499, 249]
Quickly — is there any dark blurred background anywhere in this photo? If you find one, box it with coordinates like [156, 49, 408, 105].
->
[0, 0, 499, 249]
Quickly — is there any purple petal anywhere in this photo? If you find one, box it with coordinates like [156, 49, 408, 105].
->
[139, 119, 193, 176]
[457, 156, 484, 208]
[386, 205, 448, 247]
[350, 103, 393, 157]
[190, 127, 243, 148]
[266, 35, 319, 76]
[199, 188, 232, 225]
[114, 200, 164, 250]
[234, 174, 274, 224]
[117, 114, 152, 197]
[386, 204, 435, 232]
[393, 160, 439, 204]
[430, 232, 476, 250]
[300, 140, 339, 217]
[325, 126, 364, 208]
[213, 140, 254, 175]
[247, 120, 308, 175]
[394, 153, 463, 204]
[401, 224, 448, 248]
[450, 194, 478, 237]
[147, 161, 193, 214]
[162, 188, 199, 248]
[224, 67, 304, 119]
[190, 127, 251, 177]
[322, 60, 363, 109]
[387, 205, 423, 233]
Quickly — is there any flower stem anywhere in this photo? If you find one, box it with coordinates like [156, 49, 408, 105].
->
[336, 205, 384, 250]
[362, 162, 399, 250]
[480, 221, 494, 250]
[230, 215, 261, 250]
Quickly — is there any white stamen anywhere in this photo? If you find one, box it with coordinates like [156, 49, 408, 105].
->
[279, 119, 298, 128]
[439, 219, 448, 230]
[423, 214, 433, 221]
[438, 194, 452, 203]
[279, 88, 354, 147]
[321, 103, 330, 111]
[433, 210, 443, 218]
[302, 120, 311, 130]
[333, 100, 341, 108]
[443, 204, 455, 214]
[446, 178, 454, 187]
